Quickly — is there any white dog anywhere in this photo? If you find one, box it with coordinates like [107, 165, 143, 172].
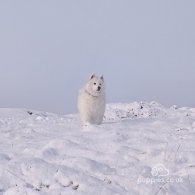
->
[78, 74, 105, 125]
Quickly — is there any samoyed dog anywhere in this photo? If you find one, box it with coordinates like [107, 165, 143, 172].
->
[78, 74, 105, 125]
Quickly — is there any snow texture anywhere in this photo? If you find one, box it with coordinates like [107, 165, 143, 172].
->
[0, 102, 195, 195]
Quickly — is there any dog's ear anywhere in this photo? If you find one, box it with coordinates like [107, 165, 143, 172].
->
[100, 75, 104, 81]
[89, 74, 95, 80]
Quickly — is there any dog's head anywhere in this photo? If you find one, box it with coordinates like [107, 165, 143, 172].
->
[85, 74, 105, 96]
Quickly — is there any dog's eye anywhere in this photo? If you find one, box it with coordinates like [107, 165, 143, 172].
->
[94, 83, 96, 85]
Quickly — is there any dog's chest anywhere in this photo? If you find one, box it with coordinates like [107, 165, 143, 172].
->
[85, 94, 105, 111]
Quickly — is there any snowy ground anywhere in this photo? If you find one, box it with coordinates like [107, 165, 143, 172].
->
[0, 101, 195, 195]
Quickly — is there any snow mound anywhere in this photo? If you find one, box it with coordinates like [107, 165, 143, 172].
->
[105, 101, 169, 121]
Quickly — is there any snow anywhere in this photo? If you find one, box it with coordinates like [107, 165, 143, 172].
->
[0, 102, 195, 195]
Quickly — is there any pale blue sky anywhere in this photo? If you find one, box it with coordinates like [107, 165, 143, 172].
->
[0, 0, 194, 114]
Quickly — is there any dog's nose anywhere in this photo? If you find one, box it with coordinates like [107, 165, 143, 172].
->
[97, 86, 101, 91]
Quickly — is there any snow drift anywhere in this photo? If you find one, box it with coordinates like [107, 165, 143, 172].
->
[0, 102, 195, 195]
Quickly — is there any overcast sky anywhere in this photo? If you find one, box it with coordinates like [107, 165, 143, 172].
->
[0, 0, 194, 114]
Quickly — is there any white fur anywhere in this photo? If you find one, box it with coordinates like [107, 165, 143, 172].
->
[78, 74, 105, 125]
